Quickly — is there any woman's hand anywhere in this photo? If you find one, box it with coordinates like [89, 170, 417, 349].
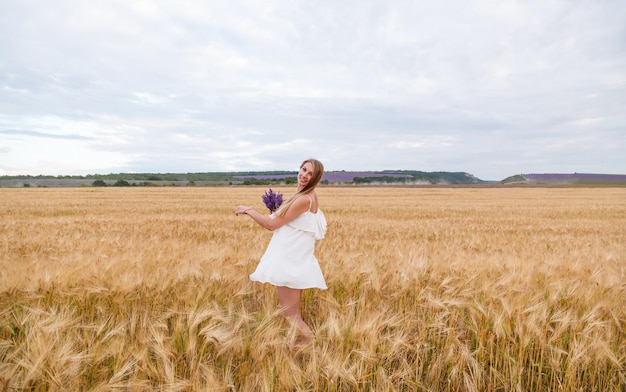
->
[235, 205, 252, 215]
[235, 195, 310, 230]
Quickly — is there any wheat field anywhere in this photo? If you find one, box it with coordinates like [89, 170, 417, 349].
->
[1, 186, 625, 391]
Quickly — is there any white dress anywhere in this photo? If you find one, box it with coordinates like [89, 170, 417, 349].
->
[249, 198, 327, 290]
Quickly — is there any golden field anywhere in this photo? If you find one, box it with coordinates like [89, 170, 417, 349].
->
[1, 186, 625, 391]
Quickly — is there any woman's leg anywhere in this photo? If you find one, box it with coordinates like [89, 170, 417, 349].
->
[276, 286, 314, 338]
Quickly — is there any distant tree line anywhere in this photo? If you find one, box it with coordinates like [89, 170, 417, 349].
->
[91, 180, 196, 187]
[241, 177, 297, 185]
[353, 171, 485, 184]
[2, 173, 231, 182]
[2, 170, 490, 186]
[92, 179, 135, 187]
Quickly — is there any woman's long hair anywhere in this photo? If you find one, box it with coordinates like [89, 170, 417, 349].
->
[275, 158, 324, 217]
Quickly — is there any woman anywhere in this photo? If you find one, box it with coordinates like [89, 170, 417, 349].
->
[235, 158, 327, 340]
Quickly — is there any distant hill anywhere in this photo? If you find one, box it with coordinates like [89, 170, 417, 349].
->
[0, 170, 490, 187]
[234, 170, 489, 185]
[501, 173, 626, 185]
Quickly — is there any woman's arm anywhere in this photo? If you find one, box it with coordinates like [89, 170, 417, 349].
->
[235, 195, 309, 231]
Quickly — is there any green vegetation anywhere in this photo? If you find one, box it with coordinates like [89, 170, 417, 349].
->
[500, 174, 526, 184]
[1, 172, 232, 182]
[6, 170, 623, 188]
[91, 180, 107, 187]
[354, 171, 487, 184]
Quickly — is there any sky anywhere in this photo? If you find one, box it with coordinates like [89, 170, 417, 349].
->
[1, 1, 624, 181]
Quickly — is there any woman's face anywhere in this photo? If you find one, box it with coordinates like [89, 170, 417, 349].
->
[298, 162, 315, 189]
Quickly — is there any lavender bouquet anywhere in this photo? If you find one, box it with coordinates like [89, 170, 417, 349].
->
[262, 188, 283, 213]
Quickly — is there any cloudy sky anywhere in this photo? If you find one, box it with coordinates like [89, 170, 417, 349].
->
[1, 0, 624, 180]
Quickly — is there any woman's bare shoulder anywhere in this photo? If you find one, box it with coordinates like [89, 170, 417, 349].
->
[290, 193, 311, 211]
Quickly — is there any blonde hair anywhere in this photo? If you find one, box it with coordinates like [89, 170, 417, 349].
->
[275, 158, 324, 217]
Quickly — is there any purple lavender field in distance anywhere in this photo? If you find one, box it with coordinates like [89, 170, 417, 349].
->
[232, 174, 296, 180]
[325, 172, 412, 182]
[5, 171, 624, 188]
[233, 172, 412, 182]
[523, 173, 626, 182]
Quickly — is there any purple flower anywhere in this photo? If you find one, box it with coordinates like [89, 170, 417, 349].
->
[262, 188, 283, 213]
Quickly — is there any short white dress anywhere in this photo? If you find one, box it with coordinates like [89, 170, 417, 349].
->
[249, 197, 327, 289]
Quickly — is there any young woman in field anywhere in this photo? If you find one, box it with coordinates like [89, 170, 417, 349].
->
[235, 158, 327, 341]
